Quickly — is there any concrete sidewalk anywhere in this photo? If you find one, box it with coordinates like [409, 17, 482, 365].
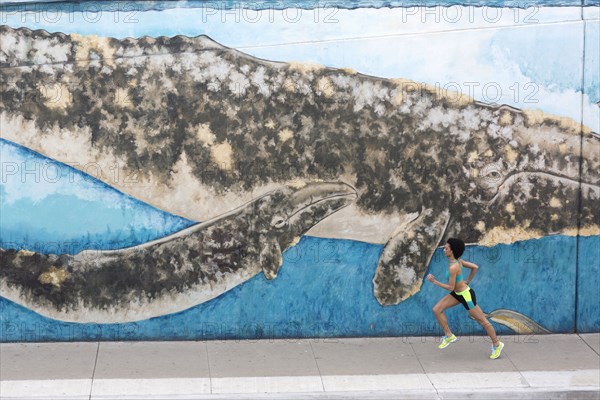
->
[1, 333, 598, 400]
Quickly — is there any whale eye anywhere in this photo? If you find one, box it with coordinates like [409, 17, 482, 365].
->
[270, 216, 287, 229]
[481, 163, 504, 185]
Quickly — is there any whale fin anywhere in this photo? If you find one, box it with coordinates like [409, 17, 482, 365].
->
[260, 239, 283, 280]
[373, 208, 451, 306]
[475, 309, 552, 334]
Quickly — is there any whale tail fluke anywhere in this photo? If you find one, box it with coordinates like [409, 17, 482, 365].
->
[470, 308, 552, 335]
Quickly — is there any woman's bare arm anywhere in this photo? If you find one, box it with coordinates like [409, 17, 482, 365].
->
[427, 264, 460, 291]
[460, 259, 479, 285]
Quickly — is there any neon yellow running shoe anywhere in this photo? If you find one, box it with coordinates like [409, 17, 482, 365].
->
[438, 334, 457, 349]
[490, 341, 504, 359]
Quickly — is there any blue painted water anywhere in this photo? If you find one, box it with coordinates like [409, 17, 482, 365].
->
[576, 235, 600, 332]
[0, 139, 195, 253]
[1, 235, 597, 341]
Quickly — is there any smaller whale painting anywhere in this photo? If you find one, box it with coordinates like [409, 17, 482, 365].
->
[1, 182, 356, 323]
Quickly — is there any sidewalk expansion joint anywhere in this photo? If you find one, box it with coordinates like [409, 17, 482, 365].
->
[578, 334, 600, 357]
[503, 341, 532, 389]
[89, 342, 100, 400]
[308, 341, 326, 392]
[205, 341, 213, 394]
[409, 340, 441, 400]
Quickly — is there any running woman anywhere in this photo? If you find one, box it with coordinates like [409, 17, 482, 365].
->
[426, 238, 504, 359]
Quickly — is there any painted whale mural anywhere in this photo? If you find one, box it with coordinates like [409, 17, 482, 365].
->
[1, 25, 599, 309]
[0, 182, 356, 322]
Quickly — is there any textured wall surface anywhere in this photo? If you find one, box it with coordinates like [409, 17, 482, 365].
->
[0, 0, 598, 341]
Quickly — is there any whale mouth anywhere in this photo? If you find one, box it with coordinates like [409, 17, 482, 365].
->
[509, 171, 598, 187]
[306, 192, 358, 208]
[293, 192, 358, 215]
[489, 171, 600, 205]
[288, 182, 357, 220]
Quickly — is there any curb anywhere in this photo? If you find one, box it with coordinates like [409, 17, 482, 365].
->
[1, 370, 598, 399]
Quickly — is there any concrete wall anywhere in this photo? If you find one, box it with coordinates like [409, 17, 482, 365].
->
[0, 1, 598, 341]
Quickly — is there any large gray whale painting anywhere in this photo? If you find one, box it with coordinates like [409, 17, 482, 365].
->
[1, 26, 599, 322]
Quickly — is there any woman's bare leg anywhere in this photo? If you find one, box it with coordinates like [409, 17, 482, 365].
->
[468, 305, 500, 346]
[432, 294, 460, 336]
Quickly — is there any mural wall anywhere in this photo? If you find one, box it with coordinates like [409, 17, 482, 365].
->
[0, 0, 598, 341]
